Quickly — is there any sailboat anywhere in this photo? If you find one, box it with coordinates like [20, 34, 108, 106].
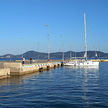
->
[64, 12, 99, 66]
[64, 53, 76, 66]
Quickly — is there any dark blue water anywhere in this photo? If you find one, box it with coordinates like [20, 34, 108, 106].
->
[0, 62, 108, 108]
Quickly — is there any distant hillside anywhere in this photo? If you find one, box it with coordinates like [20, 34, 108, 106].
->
[0, 50, 108, 59]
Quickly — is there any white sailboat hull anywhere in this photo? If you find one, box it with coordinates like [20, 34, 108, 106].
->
[64, 61, 77, 66]
[64, 60, 99, 66]
[75, 61, 99, 66]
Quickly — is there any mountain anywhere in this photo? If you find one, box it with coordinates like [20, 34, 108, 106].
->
[23, 51, 47, 59]
[0, 50, 108, 59]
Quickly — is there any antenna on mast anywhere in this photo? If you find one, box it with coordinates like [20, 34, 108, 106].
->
[84, 12, 87, 60]
[62, 36, 64, 62]
[44, 24, 50, 62]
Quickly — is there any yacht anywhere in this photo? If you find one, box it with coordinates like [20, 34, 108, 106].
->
[64, 12, 99, 66]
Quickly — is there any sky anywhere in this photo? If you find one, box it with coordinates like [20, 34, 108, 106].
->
[0, 0, 108, 55]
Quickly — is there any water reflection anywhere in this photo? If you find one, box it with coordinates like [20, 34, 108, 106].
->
[65, 65, 99, 107]
[0, 78, 10, 87]
[83, 68, 99, 107]
[82, 68, 99, 107]
[65, 65, 99, 70]
[0, 72, 39, 87]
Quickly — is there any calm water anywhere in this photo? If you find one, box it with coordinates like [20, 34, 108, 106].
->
[0, 62, 108, 108]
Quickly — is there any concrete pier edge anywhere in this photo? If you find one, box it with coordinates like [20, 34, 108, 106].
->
[0, 62, 63, 78]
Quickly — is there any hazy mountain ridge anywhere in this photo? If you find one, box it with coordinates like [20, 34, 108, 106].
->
[0, 50, 108, 59]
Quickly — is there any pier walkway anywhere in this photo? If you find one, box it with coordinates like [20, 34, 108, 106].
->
[0, 61, 63, 79]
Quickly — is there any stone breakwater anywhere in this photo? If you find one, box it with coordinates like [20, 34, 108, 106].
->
[0, 62, 63, 79]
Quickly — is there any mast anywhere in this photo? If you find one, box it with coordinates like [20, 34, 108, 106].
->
[70, 51, 71, 60]
[45, 24, 50, 62]
[48, 25, 50, 61]
[84, 12, 87, 60]
[62, 39, 64, 61]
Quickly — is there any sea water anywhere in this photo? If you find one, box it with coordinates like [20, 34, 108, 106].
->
[0, 62, 108, 108]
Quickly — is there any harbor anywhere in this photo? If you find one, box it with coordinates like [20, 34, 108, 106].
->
[0, 58, 108, 80]
[0, 0, 108, 107]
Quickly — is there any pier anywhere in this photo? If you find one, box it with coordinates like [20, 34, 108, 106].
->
[0, 61, 62, 79]
[91, 59, 108, 62]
